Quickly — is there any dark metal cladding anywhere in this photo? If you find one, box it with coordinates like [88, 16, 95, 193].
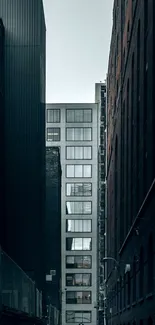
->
[0, 0, 46, 291]
[0, 19, 5, 247]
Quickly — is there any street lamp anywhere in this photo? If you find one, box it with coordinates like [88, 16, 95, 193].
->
[100, 257, 131, 325]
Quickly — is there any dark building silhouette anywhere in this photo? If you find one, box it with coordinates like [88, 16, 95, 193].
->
[106, 0, 155, 324]
[45, 147, 61, 323]
[0, 19, 5, 247]
[0, 0, 46, 291]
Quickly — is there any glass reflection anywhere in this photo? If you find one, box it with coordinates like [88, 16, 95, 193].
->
[75, 165, 82, 177]
[83, 165, 91, 177]
[66, 311, 91, 323]
[66, 220, 92, 232]
[66, 202, 92, 214]
[66, 128, 92, 141]
[66, 165, 74, 177]
[66, 238, 92, 251]
[66, 183, 92, 196]
[66, 256, 92, 269]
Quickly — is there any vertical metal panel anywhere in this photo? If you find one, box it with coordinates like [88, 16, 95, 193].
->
[0, 0, 46, 290]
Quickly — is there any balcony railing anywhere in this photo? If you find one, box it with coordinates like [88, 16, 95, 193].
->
[0, 248, 42, 318]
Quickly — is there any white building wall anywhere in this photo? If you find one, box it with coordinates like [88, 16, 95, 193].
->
[46, 103, 99, 325]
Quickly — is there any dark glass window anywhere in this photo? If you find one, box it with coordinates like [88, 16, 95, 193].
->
[66, 183, 92, 196]
[66, 147, 92, 160]
[66, 238, 92, 251]
[66, 220, 92, 232]
[66, 109, 92, 123]
[66, 291, 91, 304]
[66, 256, 92, 269]
[66, 311, 91, 323]
[66, 165, 92, 178]
[47, 109, 60, 123]
[66, 273, 91, 286]
[66, 201, 92, 215]
[66, 128, 92, 141]
[47, 128, 60, 141]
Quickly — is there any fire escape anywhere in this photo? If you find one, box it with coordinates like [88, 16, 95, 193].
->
[98, 85, 106, 325]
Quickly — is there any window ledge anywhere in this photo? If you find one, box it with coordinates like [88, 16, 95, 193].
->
[132, 301, 136, 307]
[146, 292, 153, 300]
[138, 297, 144, 304]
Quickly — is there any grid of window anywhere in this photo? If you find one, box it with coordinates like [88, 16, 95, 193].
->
[66, 165, 92, 178]
[66, 202, 92, 215]
[46, 128, 60, 141]
[66, 183, 92, 196]
[66, 220, 92, 232]
[66, 238, 92, 251]
[47, 109, 60, 123]
[66, 311, 91, 323]
[66, 256, 92, 269]
[66, 147, 92, 160]
[66, 128, 92, 141]
[66, 109, 92, 123]
[66, 291, 91, 304]
[66, 273, 92, 286]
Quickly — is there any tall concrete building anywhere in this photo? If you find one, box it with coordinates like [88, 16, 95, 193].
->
[46, 103, 100, 325]
[0, 0, 46, 290]
[106, 0, 155, 324]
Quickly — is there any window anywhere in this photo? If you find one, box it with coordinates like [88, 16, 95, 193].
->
[66, 147, 92, 160]
[66, 274, 91, 286]
[47, 109, 60, 123]
[66, 238, 92, 251]
[47, 128, 60, 141]
[66, 109, 92, 123]
[66, 291, 91, 304]
[66, 256, 92, 269]
[66, 202, 92, 215]
[66, 128, 92, 141]
[66, 311, 91, 323]
[66, 220, 92, 232]
[66, 165, 92, 178]
[66, 183, 92, 196]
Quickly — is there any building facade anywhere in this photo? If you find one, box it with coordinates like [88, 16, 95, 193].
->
[45, 147, 61, 325]
[0, 0, 46, 291]
[107, 0, 155, 324]
[0, 19, 5, 248]
[95, 83, 107, 325]
[46, 103, 100, 325]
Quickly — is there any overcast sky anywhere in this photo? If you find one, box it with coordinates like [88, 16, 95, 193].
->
[43, 0, 113, 103]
